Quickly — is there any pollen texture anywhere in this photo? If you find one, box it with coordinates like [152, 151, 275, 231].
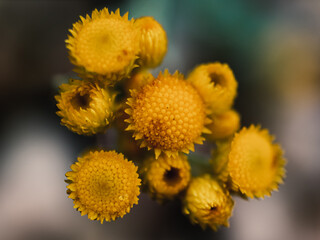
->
[66, 8, 140, 82]
[65, 150, 141, 223]
[125, 70, 210, 158]
[187, 62, 238, 114]
[183, 174, 234, 231]
[141, 154, 191, 200]
[228, 125, 286, 198]
[55, 79, 114, 135]
[135, 16, 168, 68]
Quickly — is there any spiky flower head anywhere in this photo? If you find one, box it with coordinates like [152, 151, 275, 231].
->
[55, 79, 114, 135]
[141, 154, 191, 200]
[228, 125, 286, 198]
[135, 16, 168, 68]
[187, 63, 238, 114]
[66, 8, 140, 83]
[65, 150, 141, 223]
[207, 110, 240, 140]
[125, 70, 211, 159]
[183, 174, 234, 231]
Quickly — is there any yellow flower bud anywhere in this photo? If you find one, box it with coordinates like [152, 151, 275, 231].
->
[141, 154, 191, 200]
[187, 62, 238, 114]
[208, 110, 240, 140]
[135, 16, 168, 68]
[55, 79, 114, 135]
[183, 175, 234, 231]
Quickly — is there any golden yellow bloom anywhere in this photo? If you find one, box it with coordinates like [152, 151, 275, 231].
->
[125, 70, 211, 159]
[210, 140, 231, 183]
[55, 79, 114, 135]
[65, 150, 141, 223]
[187, 62, 238, 114]
[228, 125, 286, 198]
[207, 110, 240, 140]
[135, 16, 168, 68]
[183, 175, 234, 231]
[141, 154, 191, 200]
[66, 8, 140, 82]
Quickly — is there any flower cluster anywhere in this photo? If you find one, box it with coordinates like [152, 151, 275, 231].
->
[57, 7, 286, 230]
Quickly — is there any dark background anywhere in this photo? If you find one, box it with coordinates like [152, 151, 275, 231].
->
[0, 0, 320, 239]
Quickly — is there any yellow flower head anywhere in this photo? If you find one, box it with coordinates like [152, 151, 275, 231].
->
[65, 150, 141, 223]
[125, 70, 211, 159]
[228, 125, 286, 198]
[125, 69, 155, 94]
[141, 154, 191, 200]
[55, 79, 114, 135]
[66, 8, 140, 82]
[187, 63, 238, 114]
[208, 110, 240, 140]
[135, 16, 168, 68]
[183, 174, 234, 231]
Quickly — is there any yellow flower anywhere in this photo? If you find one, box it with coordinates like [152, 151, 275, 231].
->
[65, 150, 141, 223]
[66, 8, 140, 82]
[187, 62, 238, 114]
[210, 140, 231, 183]
[55, 79, 114, 135]
[141, 154, 191, 200]
[228, 125, 286, 198]
[125, 69, 155, 94]
[125, 70, 211, 159]
[183, 174, 234, 231]
[135, 16, 168, 68]
[207, 110, 240, 140]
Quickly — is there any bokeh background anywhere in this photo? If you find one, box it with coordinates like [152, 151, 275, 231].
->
[1, 0, 320, 239]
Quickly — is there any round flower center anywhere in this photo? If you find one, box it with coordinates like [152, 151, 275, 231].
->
[209, 73, 225, 87]
[70, 92, 91, 110]
[131, 75, 206, 151]
[229, 130, 276, 192]
[67, 151, 140, 222]
[163, 167, 181, 186]
[75, 18, 137, 73]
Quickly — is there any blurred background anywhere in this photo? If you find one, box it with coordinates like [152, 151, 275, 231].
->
[0, 0, 320, 239]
